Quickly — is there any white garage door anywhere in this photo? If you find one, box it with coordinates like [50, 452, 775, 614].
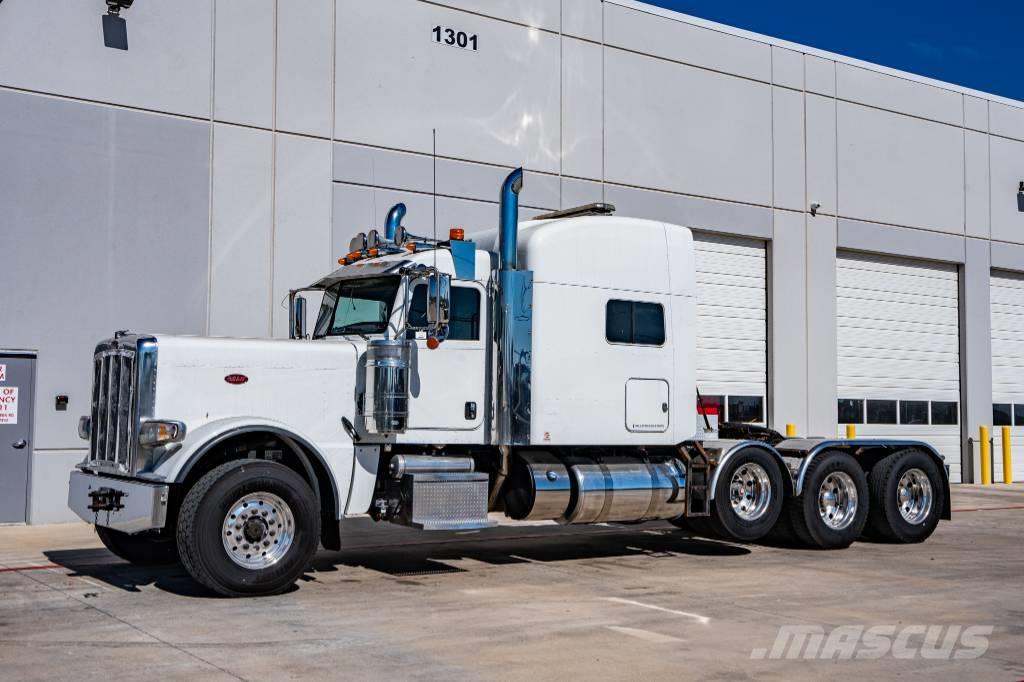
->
[990, 270, 1024, 483]
[693, 233, 767, 425]
[836, 252, 962, 482]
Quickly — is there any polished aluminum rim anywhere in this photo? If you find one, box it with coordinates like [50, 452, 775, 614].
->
[817, 471, 858, 530]
[897, 468, 933, 525]
[222, 492, 295, 569]
[729, 463, 773, 521]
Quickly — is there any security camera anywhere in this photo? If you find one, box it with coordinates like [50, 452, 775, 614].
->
[102, 0, 135, 50]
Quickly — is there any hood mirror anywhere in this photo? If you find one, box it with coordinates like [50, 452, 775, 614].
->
[290, 295, 307, 339]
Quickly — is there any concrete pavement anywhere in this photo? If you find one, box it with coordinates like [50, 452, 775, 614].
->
[1, 484, 1022, 680]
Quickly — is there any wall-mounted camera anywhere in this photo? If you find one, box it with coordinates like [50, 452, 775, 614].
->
[103, 0, 134, 51]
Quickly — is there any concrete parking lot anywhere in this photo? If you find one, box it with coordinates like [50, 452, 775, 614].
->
[1, 485, 1022, 681]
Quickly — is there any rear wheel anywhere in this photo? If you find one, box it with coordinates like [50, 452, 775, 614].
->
[96, 526, 179, 565]
[789, 451, 868, 549]
[176, 460, 320, 597]
[706, 448, 784, 542]
[866, 449, 944, 543]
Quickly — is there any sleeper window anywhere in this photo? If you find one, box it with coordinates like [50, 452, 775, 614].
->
[606, 300, 665, 346]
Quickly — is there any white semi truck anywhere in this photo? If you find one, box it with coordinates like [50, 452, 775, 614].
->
[69, 169, 950, 596]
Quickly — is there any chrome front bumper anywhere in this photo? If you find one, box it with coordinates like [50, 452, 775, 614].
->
[68, 470, 169, 534]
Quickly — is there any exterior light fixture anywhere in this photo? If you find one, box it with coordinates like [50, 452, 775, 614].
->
[102, 0, 134, 50]
[1018, 182, 1024, 213]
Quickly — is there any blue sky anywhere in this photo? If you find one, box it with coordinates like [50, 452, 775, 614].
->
[642, 1, 1024, 102]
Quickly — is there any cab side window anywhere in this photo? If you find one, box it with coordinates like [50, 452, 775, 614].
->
[407, 285, 481, 341]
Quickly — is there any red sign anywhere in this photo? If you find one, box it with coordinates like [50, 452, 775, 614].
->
[224, 374, 249, 385]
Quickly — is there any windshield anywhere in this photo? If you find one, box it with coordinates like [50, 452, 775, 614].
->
[313, 276, 400, 338]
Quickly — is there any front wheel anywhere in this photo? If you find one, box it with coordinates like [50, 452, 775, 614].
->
[176, 460, 320, 597]
[788, 451, 868, 549]
[96, 526, 179, 565]
[706, 448, 784, 542]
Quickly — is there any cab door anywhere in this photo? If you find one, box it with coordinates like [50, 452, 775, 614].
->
[404, 281, 487, 435]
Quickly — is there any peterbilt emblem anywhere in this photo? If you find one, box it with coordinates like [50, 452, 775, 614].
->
[224, 374, 249, 385]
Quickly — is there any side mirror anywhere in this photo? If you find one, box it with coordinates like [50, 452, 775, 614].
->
[427, 273, 451, 328]
[291, 296, 307, 339]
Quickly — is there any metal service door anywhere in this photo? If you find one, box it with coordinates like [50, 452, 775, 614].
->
[0, 354, 35, 523]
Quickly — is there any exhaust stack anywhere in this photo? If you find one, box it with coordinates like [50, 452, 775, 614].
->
[384, 203, 406, 241]
[496, 168, 532, 446]
[499, 168, 523, 271]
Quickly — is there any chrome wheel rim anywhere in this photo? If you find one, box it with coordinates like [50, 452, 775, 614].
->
[728, 463, 773, 522]
[897, 468, 933, 525]
[222, 492, 295, 569]
[817, 471, 858, 530]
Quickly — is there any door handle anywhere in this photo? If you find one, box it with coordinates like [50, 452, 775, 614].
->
[12, 440, 27, 450]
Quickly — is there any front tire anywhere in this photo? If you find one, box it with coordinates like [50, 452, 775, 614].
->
[788, 451, 868, 549]
[96, 526, 179, 565]
[707, 448, 784, 542]
[176, 460, 320, 597]
[866, 449, 944, 543]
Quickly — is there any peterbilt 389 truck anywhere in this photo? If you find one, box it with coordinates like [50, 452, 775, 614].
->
[69, 169, 950, 596]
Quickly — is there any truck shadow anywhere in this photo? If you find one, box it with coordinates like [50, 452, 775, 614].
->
[43, 524, 748, 598]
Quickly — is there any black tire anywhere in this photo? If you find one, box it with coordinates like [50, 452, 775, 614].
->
[866, 449, 944, 543]
[96, 526, 180, 565]
[788, 450, 868, 549]
[707, 447, 784, 542]
[176, 460, 320, 597]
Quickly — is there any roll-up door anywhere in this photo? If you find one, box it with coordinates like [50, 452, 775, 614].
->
[693, 233, 768, 425]
[990, 270, 1024, 483]
[836, 252, 962, 482]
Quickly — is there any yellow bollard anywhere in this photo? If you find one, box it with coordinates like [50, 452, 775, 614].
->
[980, 425, 991, 485]
[786, 423, 797, 438]
[845, 424, 856, 439]
[1003, 426, 1013, 485]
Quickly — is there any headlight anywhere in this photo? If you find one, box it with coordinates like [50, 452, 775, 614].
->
[78, 416, 91, 440]
[138, 420, 186, 446]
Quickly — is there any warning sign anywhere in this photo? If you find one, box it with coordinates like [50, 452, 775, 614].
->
[0, 365, 5, 382]
[0, 387, 17, 425]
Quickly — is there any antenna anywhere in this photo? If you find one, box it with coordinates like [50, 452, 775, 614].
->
[432, 128, 438, 269]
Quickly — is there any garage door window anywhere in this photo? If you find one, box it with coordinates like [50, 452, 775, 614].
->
[930, 401, 958, 425]
[606, 300, 665, 346]
[899, 401, 929, 426]
[993, 403, 1012, 427]
[838, 399, 864, 424]
[727, 395, 763, 423]
[866, 400, 897, 424]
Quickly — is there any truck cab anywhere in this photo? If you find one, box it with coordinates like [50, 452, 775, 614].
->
[69, 169, 951, 596]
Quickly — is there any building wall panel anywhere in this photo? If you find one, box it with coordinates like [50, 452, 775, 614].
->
[989, 136, 1024, 244]
[837, 102, 964, 233]
[209, 124, 274, 338]
[0, 90, 210, 450]
[335, 0, 561, 173]
[276, 0, 334, 138]
[604, 48, 772, 205]
[213, 0, 276, 128]
[0, 0, 212, 118]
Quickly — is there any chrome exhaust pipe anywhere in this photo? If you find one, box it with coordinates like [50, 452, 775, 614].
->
[384, 203, 406, 241]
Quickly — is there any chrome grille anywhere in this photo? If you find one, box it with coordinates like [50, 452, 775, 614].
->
[90, 347, 138, 472]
